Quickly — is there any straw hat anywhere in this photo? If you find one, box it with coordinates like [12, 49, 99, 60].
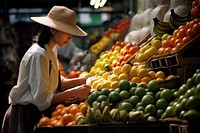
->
[31, 6, 87, 36]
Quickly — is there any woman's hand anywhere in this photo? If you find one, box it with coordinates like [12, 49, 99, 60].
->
[67, 84, 91, 100]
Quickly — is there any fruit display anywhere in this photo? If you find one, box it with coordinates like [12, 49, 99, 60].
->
[89, 41, 139, 75]
[128, 36, 162, 63]
[191, 0, 200, 18]
[153, 17, 174, 37]
[90, 19, 131, 55]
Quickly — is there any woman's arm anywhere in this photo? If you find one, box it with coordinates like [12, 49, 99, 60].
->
[61, 77, 87, 89]
[51, 84, 91, 105]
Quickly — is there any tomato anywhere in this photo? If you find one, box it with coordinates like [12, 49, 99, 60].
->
[122, 49, 130, 56]
[158, 47, 164, 55]
[129, 46, 139, 54]
[162, 40, 171, 48]
[115, 41, 121, 46]
[176, 28, 187, 39]
[176, 42, 184, 50]
[192, 23, 200, 36]
[164, 47, 172, 54]
[171, 47, 178, 53]
[124, 54, 132, 60]
[186, 28, 195, 38]
[182, 36, 191, 45]
[124, 42, 133, 49]
[191, 5, 200, 17]
[169, 37, 176, 47]
[120, 42, 126, 47]
[173, 38, 182, 47]
[192, 0, 198, 8]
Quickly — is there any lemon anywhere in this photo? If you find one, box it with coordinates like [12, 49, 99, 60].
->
[102, 80, 111, 88]
[102, 72, 110, 80]
[113, 66, 122, 75]
[155, 71, 166, 79]
[129, 66, 138, 78]
[111, 81, 119, 89]
[114, 46, 122, 52]
[148, 71, 156, 79]
[118, 73, 129, 81]
[130, 77, 141, 83]
[122, 64, 132, 74]
[137, 68, 148, 78]
[141, 76, 151, 84]
[108, 74, 119, 82]
[96, 83, 103, 91]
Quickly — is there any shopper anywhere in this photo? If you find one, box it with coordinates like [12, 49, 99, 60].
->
[1, 6, 91, 133]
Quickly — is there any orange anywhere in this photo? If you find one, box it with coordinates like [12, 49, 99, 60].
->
[56, 108, 62, 116]
[54, 120, 64, 127]
[51, 111, 58, 117]
[50, 119, 58, 127]
[155, 71, 166, 79]
[61, 113, 75, 125]
[148, 71, 156, 79]
[74, 112, 83, 119]
[55, 104, 65, 111]
[70, 106, 81, 116]
[80, 104, 88, 115]
[37, 116, 51, 127]
[60, 107, 68, 116]
[67, 121, 76, 126]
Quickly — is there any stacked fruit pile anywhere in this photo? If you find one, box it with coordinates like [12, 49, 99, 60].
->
[89, 41, 139, 75]
[90, 19, 131, 55]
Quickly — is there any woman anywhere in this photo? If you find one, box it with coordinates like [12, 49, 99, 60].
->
[1, 6, 91, 133]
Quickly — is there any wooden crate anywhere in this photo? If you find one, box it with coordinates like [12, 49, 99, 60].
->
[149, 34, 200, 83]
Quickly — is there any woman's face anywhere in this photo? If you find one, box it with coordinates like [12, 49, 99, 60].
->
[52, 30, 73, 47]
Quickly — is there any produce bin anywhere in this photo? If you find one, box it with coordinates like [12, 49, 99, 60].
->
[149, 34, 200, 83]
[34, 121, 172, 133]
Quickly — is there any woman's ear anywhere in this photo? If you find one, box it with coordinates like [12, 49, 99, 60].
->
[50, 28, 56, 34]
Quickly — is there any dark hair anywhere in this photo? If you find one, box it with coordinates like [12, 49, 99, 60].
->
[37, 26, 51, 48]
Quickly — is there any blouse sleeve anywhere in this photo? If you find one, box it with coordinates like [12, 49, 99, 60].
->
[28, 53, 54, 111]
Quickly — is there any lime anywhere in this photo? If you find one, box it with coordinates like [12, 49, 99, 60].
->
[174, 103, 183, 116]
[128, 95, 140, 108]
[186, 95, 200, 109]
[108, 91, 121, 103]
[135, 102, 143, 108]
[137, 106, 144, 111]
[147, 80, 160, 92]
[97, 95, 108, 103]
[141, 94, 155, 107]
[120, 90, 130, 100]
[87, 91, 100, 106]
[184, 88, 195, 98]
[195, 73, 200, 84]
[144, 104, 156, 116]
[178, 84, 189, 96]
[165, 106, 175, 118]
[135, 87, 146, 98]
[156, 98, 168, 110]
[130, 82, 137, 87]
[155, 91, 161, 100]
[160, 89, 174, 101]
[183, 109, 200, 121]
[156, 109, 165, 119]
[186, 77, 196, 88]
[100, 88, 110, 96]
[119, 102, 133, 112]
[118, 80, 131, 91]
[114, 88, 121, 93]
[147, 116, 157, 121]
[179, 97, 188, 110]
[146, 92, 155, 98]
[195, 83, 200, 96]
[129, 87, 137, 96]
[137, 83, 148, 89]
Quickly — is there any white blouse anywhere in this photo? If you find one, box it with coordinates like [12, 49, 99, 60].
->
[8, 43, 64, 111]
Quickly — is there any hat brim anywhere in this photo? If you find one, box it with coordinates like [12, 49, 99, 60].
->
[31, 16, 87, 37]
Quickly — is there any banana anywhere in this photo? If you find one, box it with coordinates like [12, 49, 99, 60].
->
[128, 111, 145, 121]
[153, 18, 172, 31]
[102, 106, 112, 123]
[170, 9, 191, 22]
[110, 108, 120, 122]
[94, 109, 102, 124]
[86, 108, 95, 124]
[101, 100, 110, 111]
[119, 110, 128, 122]
[169, 9, 191, 30]
[153, 18, 173, 37]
